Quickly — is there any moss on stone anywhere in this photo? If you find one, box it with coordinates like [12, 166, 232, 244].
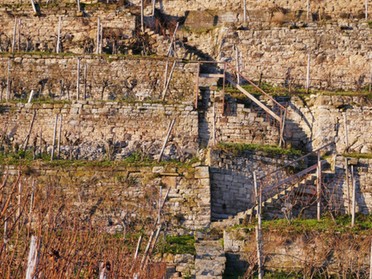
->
[215, 142, 302, 157]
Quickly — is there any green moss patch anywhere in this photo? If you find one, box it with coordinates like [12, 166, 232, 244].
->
[230, 215, 372, 235]
[215, 142, 302, 157]
[156, 234, 196, 255]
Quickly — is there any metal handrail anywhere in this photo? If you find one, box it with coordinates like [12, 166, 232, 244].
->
[258, 141, 335, 182]
[226, 63, 286, 112]
[262, 161, 326, 196]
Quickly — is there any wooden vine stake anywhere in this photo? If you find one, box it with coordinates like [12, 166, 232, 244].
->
[369, 238, 372, 279]
[56, 16, 62, 53]
[23, 110, 37, 150]
[17, 179, 22, 231]
[77, 0, 81, 12]
[96, 18, 101, 54]
[140, 187, 170, 270]
[25, 236, 39, 279]
[254, 171, 263, 279]
[6, 59, 10, 101]
[28, 90, 34, 103]
[194, 62, 200, 109]
[30, 0, 38, 14]
[167, 22, 179, 57]
[243, 0, 247, 24]
[140, 0, 144, 32]
[83, 63, 88, 99]
[306, 52, 311, 93]
[158, 186, 162, 224]
[99, 262, 106, 279]
[158, 118, 175, 162]
[163, 60, 169, 89]
[76, 58, 80, 100]
[316, 151, 322, 221]
[351, 165, 356, 227]
[212, 101, 216, 145]
[140, 230, 155, 267]
[29, 179, 35, 227]
[134, 235, 143, 259]
[345, 158, 351, 215]
[17, 19, 21, 51]
[57, 114, 62, 159]
[344, 111, 349, 151]
[235, 45, 240, 85]
[3, 220, 8, 251]
[152, 0, 156, 16]
[51, 114, 59, 161]
[366, 0, 369, 21]
[161, 61, 176, 101]
[306, 0, 310, 21]
[12, 18, 17, 53]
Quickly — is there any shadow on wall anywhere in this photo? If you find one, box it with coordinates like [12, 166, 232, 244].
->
[353, 164, 370, 214]
[327, 161, 370, 216]
[210, 167, 255, 221]
[285, 100, 314, 152]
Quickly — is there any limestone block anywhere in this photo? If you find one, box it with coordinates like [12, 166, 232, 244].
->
[194, 166, 210, 179]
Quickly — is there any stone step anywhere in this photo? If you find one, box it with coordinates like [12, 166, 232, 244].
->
[195, 240, 226, 279]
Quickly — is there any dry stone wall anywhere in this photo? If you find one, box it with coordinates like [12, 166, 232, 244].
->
[1, 0, 369, 17]
[129, 0, 370, 19]
[0, 101, 199, 160]
[220, 24, 371, 90]
[224, 229, 371, 276]
[334, 155, 372, 214]
[0, 55, 197, 102]
[0, 164, 211, 230]
[0, 10, 135, 53]
[199, 91, 280, 148]
[286, 95, 372, 153]
[208, 148, 297, 220]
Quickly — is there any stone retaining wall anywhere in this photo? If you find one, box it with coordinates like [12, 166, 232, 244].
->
[131, 0, 370, 19]
[224, 229, 371, 276]
[1, 0, 369, 18]
[286, 95, 372, 153]
[0, 55, 197, 102]
[0, 101, 199, 160]
[208, 148, 297, 220]
[199, 91, 280, 148]
[0, 10, 135, 54]
[220, 24, 371, 90]
[1, 164, 211, 230]
[334, 155, 372, 214]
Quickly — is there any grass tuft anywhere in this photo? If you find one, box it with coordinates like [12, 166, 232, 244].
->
[156, 234, 196, 255]
[215, 142, 302, 157]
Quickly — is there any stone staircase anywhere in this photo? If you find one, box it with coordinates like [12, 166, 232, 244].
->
[196, 63, 284, 147]
[224, 67, 287, 146]
[235, 169, 320, 224]
[195, 240, 226, 278]
[211, 143, 335, 228]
